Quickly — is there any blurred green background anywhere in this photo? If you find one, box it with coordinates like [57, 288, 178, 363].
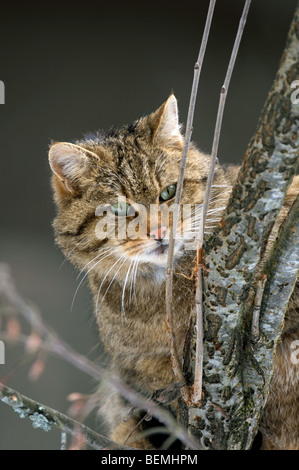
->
[0, 0, 297, 449]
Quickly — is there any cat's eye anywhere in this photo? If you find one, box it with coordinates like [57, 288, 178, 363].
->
[159, 184, 176, 202]
[110, 202, 134, 217]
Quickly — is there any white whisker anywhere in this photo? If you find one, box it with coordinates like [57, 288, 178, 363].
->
[95, 249, 132, 315]
[77, 247, 114, 280]
[58, 238, 86, 271]
[100, 256, 129, 314]
[209, 194, 229, 202]
[71, 247, 118, 311]
[207, 206, 227, 213]
[211, 184, 232, 188]
[129, 256, 139, 304]
[121, 257, 135, 319]
[132, 253, 142, 301]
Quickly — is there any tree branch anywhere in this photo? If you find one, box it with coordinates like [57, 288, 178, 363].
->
[242, 193, 299, 445]
[0, 382, 134, 450]
[182, 1, 299, 449]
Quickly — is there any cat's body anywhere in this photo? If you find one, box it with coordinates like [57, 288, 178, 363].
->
[49, 95, 299, 450]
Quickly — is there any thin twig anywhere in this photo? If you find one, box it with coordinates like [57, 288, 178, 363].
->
[165, 0, 216, 401]
[0, 263, 199, 450]
[200, 0, 252, 235]
[60, 432, 67, 450]
[192, 249, 204, 403]
[192, 0, 252, 404]
[0, 382, 135, 450]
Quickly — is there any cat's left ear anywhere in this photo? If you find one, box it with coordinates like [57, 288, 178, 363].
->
[149, 94, 183, 146]
[48, 142, 100, 196]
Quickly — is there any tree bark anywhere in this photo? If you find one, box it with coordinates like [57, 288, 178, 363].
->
[182, 2, 299, 450]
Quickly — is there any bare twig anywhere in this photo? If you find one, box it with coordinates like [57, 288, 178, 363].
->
[0, 263, 199, 450]
[200, 0, 252, 235]
[60, 432, 67, 450]
[0, 382, 135, 450]
[165, 0, 216, 401]
[192, 0, 252, 404]
[192, 249, 204, 403]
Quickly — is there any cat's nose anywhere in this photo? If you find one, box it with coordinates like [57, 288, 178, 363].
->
[149, 225, 167, 241]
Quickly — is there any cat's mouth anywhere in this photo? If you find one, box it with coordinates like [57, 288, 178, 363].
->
[150, 242, 168, 256]
[127, 238, 184, 268]
[142, 239, 184, 266]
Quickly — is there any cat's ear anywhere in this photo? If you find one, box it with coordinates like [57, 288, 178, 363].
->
[49, 142, 100, 195]
[149, 94, 183, 146]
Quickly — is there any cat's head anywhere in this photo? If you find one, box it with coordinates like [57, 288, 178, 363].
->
[49, 95, 232, 282]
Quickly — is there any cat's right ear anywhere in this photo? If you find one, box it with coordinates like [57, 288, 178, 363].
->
[49, 142, 100, 197]
[148, 94, 184, 147]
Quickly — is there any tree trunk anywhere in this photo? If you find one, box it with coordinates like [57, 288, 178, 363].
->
[181, 2, 299, 450]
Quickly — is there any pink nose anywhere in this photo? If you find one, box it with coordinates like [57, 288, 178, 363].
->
[149, 225, 167, 241]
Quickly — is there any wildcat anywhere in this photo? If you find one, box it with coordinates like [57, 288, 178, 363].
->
[49, 95, 299, 450]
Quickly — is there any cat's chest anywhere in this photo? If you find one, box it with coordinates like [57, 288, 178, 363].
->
[92, 264, 195, 365]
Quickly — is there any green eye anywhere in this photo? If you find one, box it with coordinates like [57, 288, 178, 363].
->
[159, 184, 176, 202]
[110, 202, 134, 217]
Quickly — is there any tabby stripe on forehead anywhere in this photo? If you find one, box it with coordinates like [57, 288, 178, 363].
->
[183, 177, 208, 184]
